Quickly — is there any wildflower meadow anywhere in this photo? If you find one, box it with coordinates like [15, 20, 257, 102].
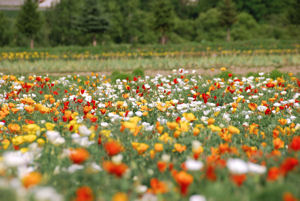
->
[0, 68, 299, 201]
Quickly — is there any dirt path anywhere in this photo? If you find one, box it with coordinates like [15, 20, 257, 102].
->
[42, 66, 300, 76]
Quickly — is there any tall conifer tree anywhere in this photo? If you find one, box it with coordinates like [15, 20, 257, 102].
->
[153, 0, 175, 44]
[16, 0, 41, 49]
[219, 0, 237, 41]
[79, 0, 109, 46]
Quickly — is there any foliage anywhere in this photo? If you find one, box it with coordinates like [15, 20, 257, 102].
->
[152, 0, 175, 44]
[78, 0, 109, 46]
[15, 0, 41, 47]
[0, 12, 11, 46]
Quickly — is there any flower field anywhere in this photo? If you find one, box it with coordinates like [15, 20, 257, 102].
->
[0, 69, 299, 201]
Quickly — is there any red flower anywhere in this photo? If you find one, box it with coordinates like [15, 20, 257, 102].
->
[289, 136, 300, 151]
[267, 167, 281, 181]
[157, 161, 168, 173]
[206, 165, 217, 181]
[231, 174, 247, 187]
[75, 186, 94, 201]
[265, 108, 271, 115]
[280, 158, 299, 175]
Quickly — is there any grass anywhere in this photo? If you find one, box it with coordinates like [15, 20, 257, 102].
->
[1, 39, 300, 54]
[0, 54, 299, 74]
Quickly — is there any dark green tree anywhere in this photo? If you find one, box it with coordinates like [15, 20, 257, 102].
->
[0, 12, 11, 46]
[16, 0, 41, 49]
[219, 0, 237, 41]
[46, 0, 82, 45]
[152, 0, 175, 44]
[79, 0, 109, 46]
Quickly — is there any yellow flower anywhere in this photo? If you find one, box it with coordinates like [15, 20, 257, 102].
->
[183, 113, 197, 122]
[208, 125, 221, 133]
[12, 136, 24, 146]
[45, 122, 55, 130]
[220, 67, 227, 71]
[37, 138, 45, 146]
[23, 135, 37, 143]
[2, 139, 10, 149]
[228, 126, 240, 134]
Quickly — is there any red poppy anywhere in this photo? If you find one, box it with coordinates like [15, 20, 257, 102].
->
[75, 186, 94, 201]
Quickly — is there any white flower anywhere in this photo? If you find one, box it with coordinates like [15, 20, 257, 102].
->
[185, 159, 203, 171]
[247, 162, 266, 174]
[162, 154, 170, 162]
[3, 151, 31, 167]
[192, 140, 202, 150]
[67, 164, 84, 173]
[112, 154, 123, 164]
[141, 193, 157, 201]
[135, 111, 143, 117]
[46, 131, 65, 145]
[136, 185, 148, 193]
[78, 125, 91, 136]
[257, 105, 267, 112]
[190, 195, 206, 201]
[34, 187, 63, 201]
[227, 158, 248, 174]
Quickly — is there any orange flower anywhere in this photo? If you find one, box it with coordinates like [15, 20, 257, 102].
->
[22, 172, 42, 188]
[207, 118, 215, 125]
[154, 143, 163, 152]
[75, 186, 94, 201]
[167, 122, 178, 130]
[150, 178, 168, 194]
[231, 174, 247, 187]
[8, 123, 21, 133]
[283, 192, 298, 201]
[103, 161, 128, 177]
[70, 148, 90, 164]
[174, 144, 186, 153]
[289, 136, 300, 151]
[278, 119, 287, 126]
[104, 141, 123, 156]
[24, 105, 34, 114]
[248, 103, 257, 111]
[193, 127, 200, 136]
[174, 171, 193, 195]
[273, 138, 284, 149]
[112, 192, 128, 201]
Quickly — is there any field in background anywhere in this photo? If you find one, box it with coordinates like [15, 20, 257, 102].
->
[0, 40, 299, 75]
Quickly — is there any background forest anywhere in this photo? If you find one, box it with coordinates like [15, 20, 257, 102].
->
[0, 0, 299, 48]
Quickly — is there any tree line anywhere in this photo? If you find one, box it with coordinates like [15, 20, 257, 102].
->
[0, 0, 299, 48]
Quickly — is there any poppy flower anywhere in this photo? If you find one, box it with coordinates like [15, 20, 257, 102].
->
[102, 161, 128, 177]
[150, 178, 168, 194]
[289, 136, 300, 151]
[174, 171, 193, 195]
[70, 148, 90, 164]
[22, 172, 42, 188]
[104, 141, 123, 156]
[75, 186, 94, 201]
